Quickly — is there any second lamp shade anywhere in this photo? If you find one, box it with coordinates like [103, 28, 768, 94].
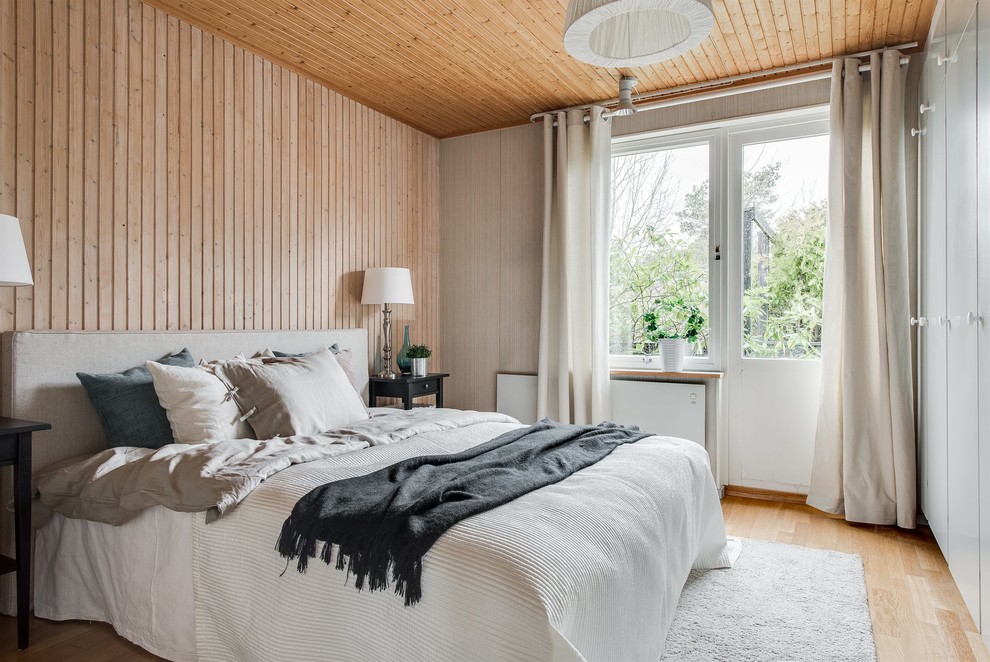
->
[361, 267, 415, 305]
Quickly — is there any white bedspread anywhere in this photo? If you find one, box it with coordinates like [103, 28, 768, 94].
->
[192, 411, 731, 661]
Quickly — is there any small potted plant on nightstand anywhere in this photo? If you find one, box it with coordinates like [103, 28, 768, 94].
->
[407, 344, 432, 377]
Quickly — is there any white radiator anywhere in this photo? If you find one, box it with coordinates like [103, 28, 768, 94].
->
[496, 374, 706, 447]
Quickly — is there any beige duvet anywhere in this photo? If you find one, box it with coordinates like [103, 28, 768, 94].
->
[35, 408, 516, 525]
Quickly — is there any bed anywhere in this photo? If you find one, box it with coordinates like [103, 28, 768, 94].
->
[0, 329, 732, 661]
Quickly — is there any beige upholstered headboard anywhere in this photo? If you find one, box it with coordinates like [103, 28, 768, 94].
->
[0, 329, 369, 474]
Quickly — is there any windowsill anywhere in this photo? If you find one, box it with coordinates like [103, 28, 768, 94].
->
[610, 368, 723, 379]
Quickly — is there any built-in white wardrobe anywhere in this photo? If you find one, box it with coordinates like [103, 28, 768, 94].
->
[919, 0, 990, 640]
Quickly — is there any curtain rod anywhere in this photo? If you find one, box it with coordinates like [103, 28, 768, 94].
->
[530, 42, 917, 123]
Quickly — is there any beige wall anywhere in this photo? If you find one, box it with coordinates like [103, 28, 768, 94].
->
[438, 123, 543, 411]
[0, 0, 440, 355]
[438, 79, 830, 412]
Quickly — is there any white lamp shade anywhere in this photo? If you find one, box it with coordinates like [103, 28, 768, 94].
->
[564, 0, 714, 67]
[0, 214, 33, 287]
[361, 267, 414, 305]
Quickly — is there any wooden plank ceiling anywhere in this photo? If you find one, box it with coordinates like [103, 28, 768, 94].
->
[144, 0, 938, 138]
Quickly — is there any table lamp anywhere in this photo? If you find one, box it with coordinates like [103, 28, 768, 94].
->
[0, 214, 33, 287]
[361, 267, 414, 378]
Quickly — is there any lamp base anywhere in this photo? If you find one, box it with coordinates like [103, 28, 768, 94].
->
[379, 303, 396, 379]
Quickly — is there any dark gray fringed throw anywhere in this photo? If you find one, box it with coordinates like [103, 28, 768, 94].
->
[276, 419, 651, 606]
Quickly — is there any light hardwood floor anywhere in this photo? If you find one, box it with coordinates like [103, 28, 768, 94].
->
[0, 495, 986, 661]
[721, 496, 990, 662]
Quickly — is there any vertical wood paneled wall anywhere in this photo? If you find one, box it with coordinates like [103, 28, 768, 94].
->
[439, 123, 543, 411]
[0, 0, 440, 358]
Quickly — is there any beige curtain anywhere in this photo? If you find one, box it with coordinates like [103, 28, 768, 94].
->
[537, 107, 611, 424]
[807, 51, 918, 528]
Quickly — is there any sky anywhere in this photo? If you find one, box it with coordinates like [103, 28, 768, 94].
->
[742, 134, 830, 215]
[626, 132, 830, 222]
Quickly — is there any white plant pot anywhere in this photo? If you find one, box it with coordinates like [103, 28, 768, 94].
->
[411, 357, 428, 377]
[659, 338, 686, 372]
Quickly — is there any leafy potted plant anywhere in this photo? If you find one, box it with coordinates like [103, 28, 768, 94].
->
[406, 344, 432, 377]
[642, 297, 705, 371]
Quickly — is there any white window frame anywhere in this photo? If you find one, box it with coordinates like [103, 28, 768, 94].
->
[608, 105, 829, 374]
[610, 127, 723, 372]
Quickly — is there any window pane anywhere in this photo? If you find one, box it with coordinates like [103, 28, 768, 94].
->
[741, 134, 828, 358]
[610, 143, 710, 357]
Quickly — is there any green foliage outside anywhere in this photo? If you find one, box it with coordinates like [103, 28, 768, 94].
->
[609, 148, 826, 359]
[610, 150, 710, 356]
[742, 198, 826, 358]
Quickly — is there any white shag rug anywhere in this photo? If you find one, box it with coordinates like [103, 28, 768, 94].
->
[661, 538, 876, 661]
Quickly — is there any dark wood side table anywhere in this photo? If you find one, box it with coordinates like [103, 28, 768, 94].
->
[369, 373, 449, 410]
[0, 417, 51, 650]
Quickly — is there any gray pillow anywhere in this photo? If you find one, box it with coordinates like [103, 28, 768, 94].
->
[77, 348, 196, 449]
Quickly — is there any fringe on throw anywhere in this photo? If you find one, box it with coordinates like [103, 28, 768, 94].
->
[276, 515, 425, 606]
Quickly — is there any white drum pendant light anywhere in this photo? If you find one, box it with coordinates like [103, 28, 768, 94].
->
[564, 0, 715, 67]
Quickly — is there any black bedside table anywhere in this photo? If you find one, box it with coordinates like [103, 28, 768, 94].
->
[369, 373, 450, 410]
[0, 417, 51, 650]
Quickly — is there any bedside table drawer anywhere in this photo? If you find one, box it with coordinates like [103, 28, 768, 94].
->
[411, 378, 441, 395]
[368, 372, 448, 410]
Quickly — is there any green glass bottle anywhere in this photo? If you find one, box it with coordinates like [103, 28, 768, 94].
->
[396, 325, 412, 375]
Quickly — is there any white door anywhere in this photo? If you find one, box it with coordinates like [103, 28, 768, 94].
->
[922, 56, 949, 555]
[945, 8, 981, 626]
[726, 119, 829, 493]
[977, 0, 990, 639]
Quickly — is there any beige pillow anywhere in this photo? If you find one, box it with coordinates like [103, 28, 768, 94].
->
[198, 353, 260, 369]
[214, 348, 369, 439]
[328, 348, 364, 397]
[254, 347, 366, 399]
[146, 362, 254, 443]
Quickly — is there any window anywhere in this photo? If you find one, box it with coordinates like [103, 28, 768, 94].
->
[609, 109, 829, 370]
[610, 135, 714, 365]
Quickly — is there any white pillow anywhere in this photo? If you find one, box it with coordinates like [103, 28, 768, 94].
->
[147, 362, 254, 443]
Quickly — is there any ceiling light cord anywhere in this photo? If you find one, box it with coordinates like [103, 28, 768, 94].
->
[708, 30, 731, 80]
